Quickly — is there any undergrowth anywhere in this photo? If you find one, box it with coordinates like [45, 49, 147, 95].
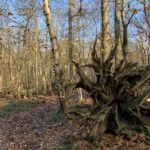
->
[0, 99, 41, 118]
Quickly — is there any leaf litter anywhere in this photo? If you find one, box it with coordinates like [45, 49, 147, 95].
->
[0, 96, 149, 150]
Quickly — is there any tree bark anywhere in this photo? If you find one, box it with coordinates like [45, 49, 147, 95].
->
[0, 38, 3, 94]
[115, 0, 122, 66]
[101, 0, 111, 62]
[43, 0, 66, 112]
[68, 0, 74, 78]
[34, 0, 39, 96]
[121, 0, 128, 63]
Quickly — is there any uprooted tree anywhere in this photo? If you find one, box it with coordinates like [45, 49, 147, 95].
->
[65, 0, 150, 143]
[66, 35, 150, 142]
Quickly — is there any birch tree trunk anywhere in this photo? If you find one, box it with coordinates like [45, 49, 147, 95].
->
[43, 0, 65, 112]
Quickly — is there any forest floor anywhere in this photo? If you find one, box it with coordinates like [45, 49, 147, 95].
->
[0, 95, 150, 150]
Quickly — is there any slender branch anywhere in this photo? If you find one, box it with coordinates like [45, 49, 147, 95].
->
[126, 10, 136, 26]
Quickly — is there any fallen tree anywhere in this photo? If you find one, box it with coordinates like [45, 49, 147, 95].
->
[66, 36, 150, 143]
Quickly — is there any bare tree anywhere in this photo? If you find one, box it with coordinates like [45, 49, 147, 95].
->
[121, 0, 135, 63]
[68, 0, 74, 78]
[33, 0, 39, 96]
[43, 0, 65, 112]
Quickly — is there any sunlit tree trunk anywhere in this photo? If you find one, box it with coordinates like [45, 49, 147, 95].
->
[114, 0, 122, 66]
[43, 0, 66, 112]
[76, 16, 83, 102]
[143, 0, 150, 66]
[23, 18, 30, 98]
[34, 0, 39, 97]
[101, 0, 111, 62]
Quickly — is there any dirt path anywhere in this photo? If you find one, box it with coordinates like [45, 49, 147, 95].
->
[0, 100, 75, 150]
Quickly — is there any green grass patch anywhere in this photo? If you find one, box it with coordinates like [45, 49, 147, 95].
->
[0, 99, 41, 118]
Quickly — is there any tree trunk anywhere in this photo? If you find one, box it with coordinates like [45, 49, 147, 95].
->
[43, 0, 66, 112]
[34, 0, 39, 97]
[68, 0, 74, 78]
[101, 0, 111, 62]
[121, 0, 128, 63]
[0, 39, 3, 94]
[115, 0, 122, 66]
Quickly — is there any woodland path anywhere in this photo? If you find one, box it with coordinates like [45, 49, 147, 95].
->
[0, 97, 75, 150]
[0, 96, 150, 150]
